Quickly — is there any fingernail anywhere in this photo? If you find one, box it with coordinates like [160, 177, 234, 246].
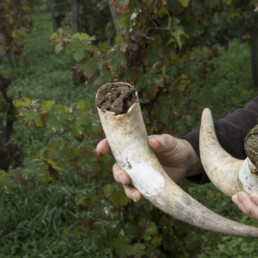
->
[119, 175, 125, 184]
[237, 192, 247, 203]
[232, 194, 237, 202]
[232, 194, 238, 204]
[132, 191, 139, 202]
[251, 196, 258, 205]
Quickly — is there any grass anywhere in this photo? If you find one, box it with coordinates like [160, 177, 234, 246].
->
[0, 173, 101, 257]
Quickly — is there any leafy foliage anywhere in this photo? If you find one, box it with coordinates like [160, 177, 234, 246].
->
[0, 0, 32, 57]
[51, 0, 257, 134]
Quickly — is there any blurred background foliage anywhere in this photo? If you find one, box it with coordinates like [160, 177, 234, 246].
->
[0, 0, 258, 257]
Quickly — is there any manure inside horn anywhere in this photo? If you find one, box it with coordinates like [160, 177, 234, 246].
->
[244, 124, 258, 176]
[96, 83, 137, 114]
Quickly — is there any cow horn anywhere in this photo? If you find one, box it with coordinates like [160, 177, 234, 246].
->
[96, 82, 258, 238]
[200, 108, 258, 196]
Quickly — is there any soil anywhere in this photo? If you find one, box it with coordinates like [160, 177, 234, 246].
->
[96, 82, 137, 114]
[244, 124, 258, 175]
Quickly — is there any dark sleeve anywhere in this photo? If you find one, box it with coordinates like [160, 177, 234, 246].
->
[182, 96, 258, 184]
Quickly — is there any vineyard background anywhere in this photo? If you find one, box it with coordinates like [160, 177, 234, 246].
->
[0, 0, 258, 257]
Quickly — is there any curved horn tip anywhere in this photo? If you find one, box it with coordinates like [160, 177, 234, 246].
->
[202, 108, 212, 120]
[203, 107, 211, 113]
[201, 108, 215, 131]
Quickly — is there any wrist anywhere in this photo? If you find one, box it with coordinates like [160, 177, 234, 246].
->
[181, 139, 202, 178]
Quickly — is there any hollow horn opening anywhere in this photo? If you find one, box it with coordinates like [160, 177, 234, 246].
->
[96, 82, 137, 115]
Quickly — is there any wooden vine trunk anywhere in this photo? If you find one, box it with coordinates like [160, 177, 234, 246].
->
[71, 0, 80, 85]
[251, 15, 258, 89]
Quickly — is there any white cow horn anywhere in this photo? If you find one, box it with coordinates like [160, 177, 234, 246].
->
[200, 108, 258, 196]
[96, 82, 258, 238]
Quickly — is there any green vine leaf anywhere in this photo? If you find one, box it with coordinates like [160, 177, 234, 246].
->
[104, 183, 131, 208]
[21, 109, 44, 128]
[106, 45, 126, 76]
[79, 54, 101, 78]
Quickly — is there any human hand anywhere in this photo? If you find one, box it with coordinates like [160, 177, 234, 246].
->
[96, 134, 202, 202]
[232, 192, 258, 220]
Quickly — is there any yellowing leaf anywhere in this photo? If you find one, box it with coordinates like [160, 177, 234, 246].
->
[47, 159, 63, 171]
[14, 97, 32, 108]
[0, 170, 9, 180]
[178, 0, 190, 7]
[41, 101, 54, 112]
[55, 43, 64, 54]
[77, 100, 91, 113]
[171, 31, 182, 50]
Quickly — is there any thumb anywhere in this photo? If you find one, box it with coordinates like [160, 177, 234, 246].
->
[149, 134, 177, 153]
[250, 193, 258, 206]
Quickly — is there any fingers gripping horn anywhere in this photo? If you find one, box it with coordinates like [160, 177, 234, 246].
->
[200, 108, 258, 196]
[96, 82, 258, 238]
